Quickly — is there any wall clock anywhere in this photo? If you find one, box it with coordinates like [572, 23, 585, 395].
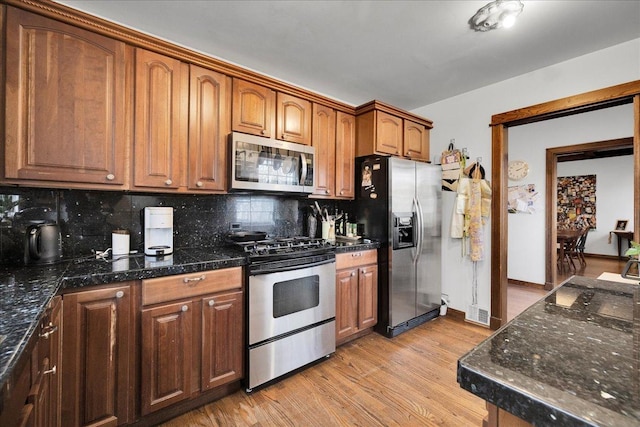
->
[507, 160, 529, 181]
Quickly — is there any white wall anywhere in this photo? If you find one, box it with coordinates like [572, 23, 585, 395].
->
[412, 38, 640, 315]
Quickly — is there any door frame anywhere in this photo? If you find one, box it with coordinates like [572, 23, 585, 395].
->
[489, 80, 640, 330]
[545, 137, 634, 289]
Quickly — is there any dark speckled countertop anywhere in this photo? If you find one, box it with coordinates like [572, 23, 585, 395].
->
[458, 276, 639, 427]
[0, 240, 379, 391]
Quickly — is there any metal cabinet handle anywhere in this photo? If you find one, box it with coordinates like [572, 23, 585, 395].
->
[340, 190, 344, 195]
[43, 365, 57, 376]
[39, 324, 58, 339]
[183, 275, 206, 285]
[196, 181, 204, 187]
[181, 305, 189, 312]
[208, 300, 215, 307]
[106, 174, 115, 181]
[261, 130, 266, 135]
[165, 179, 173, 186]
[116, 291, 124, 299]
[325, 190, 330, 195]
[351, 252, 362, 257]
[351, 271, 356, 277]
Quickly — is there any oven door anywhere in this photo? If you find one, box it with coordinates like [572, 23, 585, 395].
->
[248, 260, 335, 346]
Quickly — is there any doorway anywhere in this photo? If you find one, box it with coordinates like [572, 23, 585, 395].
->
[489, 80, 640, 330]
[546, 137, 634, 288]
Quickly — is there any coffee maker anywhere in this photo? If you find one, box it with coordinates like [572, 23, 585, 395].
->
[144, 207, 173, 256]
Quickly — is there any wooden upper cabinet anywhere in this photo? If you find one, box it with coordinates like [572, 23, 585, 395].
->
[335, 112, 356, 199]
[134, 48, 188, 190]
[232, 79, 275, 138]
[277, 93, 312, 145]
[188, 65, 231, 192]
[355, 101, 432, 161]
[312, 104, 336, 197]
[376, 111, 403, 156]
[4, 7, 129, 187]
[404, 119, 430, 161]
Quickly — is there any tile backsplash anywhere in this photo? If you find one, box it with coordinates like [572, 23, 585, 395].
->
[0, 187, 339, 265]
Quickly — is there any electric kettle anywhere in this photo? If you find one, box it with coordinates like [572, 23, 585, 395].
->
[24, 223, 62, 265]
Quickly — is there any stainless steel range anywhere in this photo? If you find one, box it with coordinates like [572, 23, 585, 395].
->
[234, 237, 336, 392]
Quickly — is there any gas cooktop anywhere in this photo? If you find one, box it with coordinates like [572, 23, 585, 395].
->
[232, 237, 335, 257]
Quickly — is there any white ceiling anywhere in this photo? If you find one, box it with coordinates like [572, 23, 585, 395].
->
[56, 0, 640, 111]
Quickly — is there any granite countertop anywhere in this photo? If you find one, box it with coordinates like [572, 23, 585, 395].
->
[0, 240, 379, 391]
[458, 276, 639, 427]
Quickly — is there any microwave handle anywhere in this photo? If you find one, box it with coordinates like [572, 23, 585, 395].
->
[299, 153, 308, 185]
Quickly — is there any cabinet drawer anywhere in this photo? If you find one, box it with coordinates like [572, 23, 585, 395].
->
[336, 250, 377, 270]
[141, 267, 242, 306]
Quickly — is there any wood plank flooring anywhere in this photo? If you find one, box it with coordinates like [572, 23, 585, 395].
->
[160, 256, 626, 426]
[160, 318, 492, 427]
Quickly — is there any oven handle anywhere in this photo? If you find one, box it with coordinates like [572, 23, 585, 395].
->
[250, 257, 335, 276]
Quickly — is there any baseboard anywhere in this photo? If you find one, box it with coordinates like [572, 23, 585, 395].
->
[507, 278, 545, 290]
[584, 253, 625, 261]
[444, 307, 466, 322]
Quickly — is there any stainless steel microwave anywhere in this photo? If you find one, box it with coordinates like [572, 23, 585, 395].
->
[229, 132, 315, 194]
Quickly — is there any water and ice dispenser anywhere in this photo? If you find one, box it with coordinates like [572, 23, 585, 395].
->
[392, 213, 415, 249]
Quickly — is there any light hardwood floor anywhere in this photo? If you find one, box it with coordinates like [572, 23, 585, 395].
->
[161, 317, 492, 427]
[160, 256, 626, 426]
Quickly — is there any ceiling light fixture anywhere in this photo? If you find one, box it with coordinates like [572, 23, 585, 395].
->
[469, 0, 524, 32]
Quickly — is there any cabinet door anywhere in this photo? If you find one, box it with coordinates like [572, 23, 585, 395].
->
[232, 79, 275, 137]
[358, 265, 378, 330]
[375, 111, 403, 156]
[42, 296, 61, 427]
[277, 93, 311, 145]
[141, 301, 193, 415]
[335, 112, 356, 199]
[188, 65, 231, 191]
[4, 7, 128, 187]
[62, 284, 133, 427]
[404, 119, 430, 161]
[201, 291, 243, 390]
[134, 48, 188, 190]
[335, 269, 359, 342]
[312, 104, 336, 197]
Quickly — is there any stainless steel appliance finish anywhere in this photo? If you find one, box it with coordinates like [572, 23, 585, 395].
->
[357, 156, 442, 337]
[235, 237, 336, 391]
[230, 132, 315, 194]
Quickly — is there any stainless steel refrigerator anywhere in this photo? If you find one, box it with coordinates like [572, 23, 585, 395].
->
[356, 155, 442, 337]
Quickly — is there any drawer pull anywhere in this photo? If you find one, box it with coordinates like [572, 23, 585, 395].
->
[39, 325, 58, 339]
[115, 291, 124, 299]
[351, 272, 356, 277]
[106, 173, 115, 181]
[196, 181, 204, 187]
[351, 252, 362, 257]
[183, 275, 206, 286]
[165, 179, 173, 186]
[181, 305, 189, 312]
[208, 300, 215, 307]
[43, 365, 57, 376]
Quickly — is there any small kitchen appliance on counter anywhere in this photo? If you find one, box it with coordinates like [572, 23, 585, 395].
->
[24, 222, 62, 265]
[143, 207, 173, 256]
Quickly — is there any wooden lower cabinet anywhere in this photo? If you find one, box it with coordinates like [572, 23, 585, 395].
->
[335, 250, 378, 345]
[140, 268, 244, 416]
[61, 283, 135, 427]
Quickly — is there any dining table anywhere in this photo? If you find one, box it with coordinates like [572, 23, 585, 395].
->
[557, 228, 583, 272]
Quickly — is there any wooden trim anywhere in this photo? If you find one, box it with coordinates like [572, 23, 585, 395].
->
[490, 124, 508, 330]
[506, 279, 545, 290]
[3, 0, 355, 113]
[490, 79, 640, 330]
[444, 307, 466, 323]
[491, 81, 640, 126]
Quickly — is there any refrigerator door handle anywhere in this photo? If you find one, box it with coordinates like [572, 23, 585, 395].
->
[412, 197, 423, 264]
[415, 196, 424, 262]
